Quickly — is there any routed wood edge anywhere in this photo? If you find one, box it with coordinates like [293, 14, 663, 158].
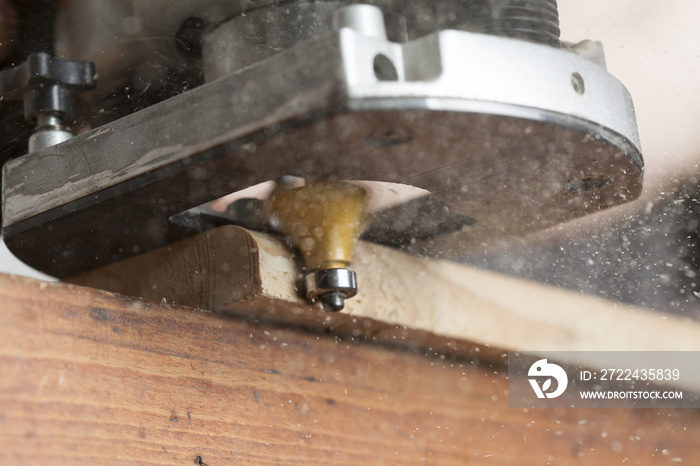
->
[68, 226, 700, 371]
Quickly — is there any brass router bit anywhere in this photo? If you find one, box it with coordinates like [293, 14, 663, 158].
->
[268, 179, 369, 311]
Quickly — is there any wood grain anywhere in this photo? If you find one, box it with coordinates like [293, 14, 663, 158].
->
[1, 273, 699, 464]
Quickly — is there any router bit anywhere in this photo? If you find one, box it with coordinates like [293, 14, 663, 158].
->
[268, 179, 369, 311]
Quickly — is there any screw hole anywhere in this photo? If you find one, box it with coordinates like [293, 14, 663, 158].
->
[373, 54, 398, 81]
[571, 72, 585, 95]
[364, 127, 413, 147]
[562, 175, 610, 192]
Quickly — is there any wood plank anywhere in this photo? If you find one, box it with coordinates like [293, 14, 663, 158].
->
[69, 226, 700, 361]
[1, 273, 699, 464]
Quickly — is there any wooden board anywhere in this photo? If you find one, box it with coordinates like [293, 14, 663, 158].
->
[70, 226, 700, 390]
[1, 273, 699, 464]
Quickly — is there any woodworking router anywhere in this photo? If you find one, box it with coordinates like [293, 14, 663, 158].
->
[0, 0, 643, 311]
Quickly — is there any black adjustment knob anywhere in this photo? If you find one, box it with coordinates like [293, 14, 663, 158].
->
[0, 52, 96, 121]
